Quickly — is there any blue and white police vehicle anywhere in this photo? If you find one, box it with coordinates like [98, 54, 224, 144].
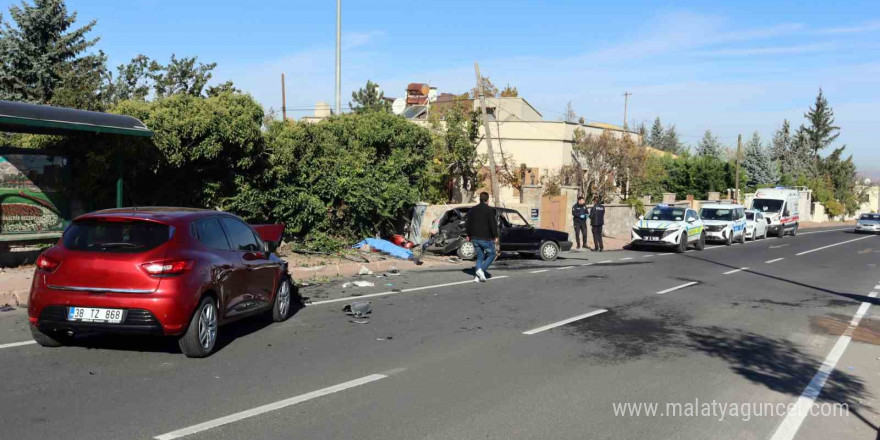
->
[699, 203, 747, 245]
[631, 204, 706, 253]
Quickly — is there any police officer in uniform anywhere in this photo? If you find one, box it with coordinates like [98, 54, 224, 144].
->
[589, 195, 606, 252]
[571, 197, 589, 249]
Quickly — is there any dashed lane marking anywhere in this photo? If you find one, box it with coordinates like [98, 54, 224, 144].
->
[765, 258, 785, 264]
[154, 372, 395, 440]
[656, 281, 698, 295]
[0, 340, 36, 350]
[522, 309, 609, 335]
[308, 276, 510, 306]
[795, 235, 875, 256]
[723, 267, 749, 275]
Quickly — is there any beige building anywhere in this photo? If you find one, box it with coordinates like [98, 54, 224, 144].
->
[470, 97, 642, 205]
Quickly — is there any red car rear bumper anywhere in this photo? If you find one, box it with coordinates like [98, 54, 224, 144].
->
[28, 274, 199, 336]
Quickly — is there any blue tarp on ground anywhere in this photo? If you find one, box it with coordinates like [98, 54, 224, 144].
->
[353, 238, 414, 260]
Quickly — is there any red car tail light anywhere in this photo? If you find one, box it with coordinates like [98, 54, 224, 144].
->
[140, 259, 193, 277]
[36, 254, 60, 272]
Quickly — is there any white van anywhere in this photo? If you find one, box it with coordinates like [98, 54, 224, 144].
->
[751, 187, 801, 237]
[699, 203, 747, 245]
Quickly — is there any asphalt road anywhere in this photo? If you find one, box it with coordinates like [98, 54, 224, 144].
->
[1, 226, 879, 440]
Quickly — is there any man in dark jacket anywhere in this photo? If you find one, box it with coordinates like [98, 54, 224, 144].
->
[571, 197, 589, 249]
[465, 192, 499, 282]
[589, 195, 606, 252]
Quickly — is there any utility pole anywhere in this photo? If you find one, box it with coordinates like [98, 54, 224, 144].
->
[622, 91, 632, 141]
[735, 134, 742, 202]
[334, 0, 341, 115]
[474, 62, 501, 207]
[281, 73, 287, 122]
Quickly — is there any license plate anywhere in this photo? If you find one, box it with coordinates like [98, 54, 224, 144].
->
[644, 236, 659, 241]
[67, 307, 124, 324]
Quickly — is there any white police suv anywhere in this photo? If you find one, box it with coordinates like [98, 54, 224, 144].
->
[699, 203, 747, 245]
[631, 204, 706, 253]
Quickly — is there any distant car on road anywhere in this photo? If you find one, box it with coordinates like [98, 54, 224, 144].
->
[744, 209, 769, 240]
[425, 207, 572, 261]
[700, 203, 747, 245]
[28, 207, 295, 358]
[855, 213, 880, 234]
[631, 204, 706, 253]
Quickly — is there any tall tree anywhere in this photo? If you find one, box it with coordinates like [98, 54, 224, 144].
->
[349, 79, 391, 113]
[0, 0, 102, 105]
[150, 54, 216, 98]
[499, 84, 518, 97]
[742, 131, 778, 187]
[819, 146, 862, 215]
[803, 88, 840, 156]
[564, 101, 577, 122]
[107, 54, 156, 103]
[469, 76, 498, 99]
[647, 117, 664, 148]
[662, 125, 684, 154]
[696, 129, 723, 159]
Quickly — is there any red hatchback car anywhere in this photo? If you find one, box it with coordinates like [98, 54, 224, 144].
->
[28, 207, 295, 358]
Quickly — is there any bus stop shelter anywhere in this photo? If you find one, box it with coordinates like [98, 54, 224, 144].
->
[0, 100, 153, 208]
[0, 100, 152, 254]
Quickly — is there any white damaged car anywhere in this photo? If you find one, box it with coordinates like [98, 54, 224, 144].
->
[631, 205, 706, 253]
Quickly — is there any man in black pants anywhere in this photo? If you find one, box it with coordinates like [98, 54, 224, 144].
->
[571, 197, 589, 249]
[589, 195, 605, 252]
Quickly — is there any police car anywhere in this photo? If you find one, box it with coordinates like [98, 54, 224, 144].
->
[631, 204, 706, 253]
[699, 203, 747, 245]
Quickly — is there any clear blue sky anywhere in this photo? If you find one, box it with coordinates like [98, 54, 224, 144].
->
[5, 0, 880, 176]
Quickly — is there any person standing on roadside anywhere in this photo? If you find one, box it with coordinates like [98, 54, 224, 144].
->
[589, 195, 606, 252]
[571, 197, 589, 250]
[465, 192, 499, 282]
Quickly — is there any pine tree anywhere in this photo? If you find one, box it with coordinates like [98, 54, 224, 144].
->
[663, 125, 684, 154]
[770, 120, 791, 164]
[350, 79, 391, 113]
[0, 0, 100, 104]
[790, 124, 814, 177]
[742, 131, 778, 187]
[803, 88, 840, 156]
[564, 101, 577, 123]
[696, 130, 723, 159]
[648, 117, 664, 149]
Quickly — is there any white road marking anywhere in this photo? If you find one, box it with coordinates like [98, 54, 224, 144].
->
[308, 276, 509, 306]
[656, 281, 698, 295]
[765, 258, 785, 264]
[798, 227, 855, 235]
[154, 373, 391, 440]
[557, 266, 574, 270]
[769, 290, 876, 440]
[598, 260, 613, 264]
[642, 254, 655, 258]
[795, 235, 875, 256]
[619, 257, 633, 261]
[769, 244, 790, 249]
[0, 340, 36, 350]
[580, 263, 594, 266]
[723, 267, 749, 275]
[874, 285, 880, 291]
[530, 269, 550, 274]
[654, 252, 675, 257]
[522, 309, 609, 335]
